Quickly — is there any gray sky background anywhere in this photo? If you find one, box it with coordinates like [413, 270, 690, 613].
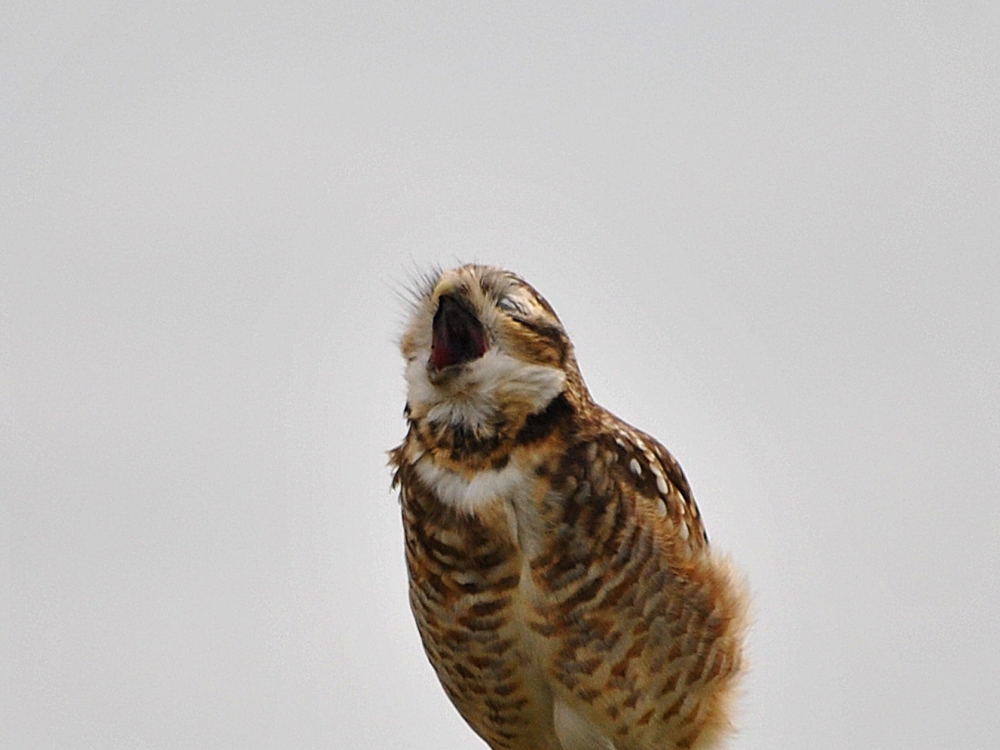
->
[2, 3, 999, 749]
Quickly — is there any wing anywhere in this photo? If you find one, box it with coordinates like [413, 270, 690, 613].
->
[606, 416, 710, 552]
[530, 412, 747, 750]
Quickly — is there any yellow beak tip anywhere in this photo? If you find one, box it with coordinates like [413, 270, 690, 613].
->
[432, 277, 459, 299]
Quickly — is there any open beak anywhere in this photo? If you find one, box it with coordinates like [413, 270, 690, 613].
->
[430, 294, 487, 371]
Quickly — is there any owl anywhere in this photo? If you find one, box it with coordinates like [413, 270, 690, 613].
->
[390, 265, 747, 750]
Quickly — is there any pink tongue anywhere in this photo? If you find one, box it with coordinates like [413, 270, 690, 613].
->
[431, 324, 485, 369]
[431, 335, 457, 370]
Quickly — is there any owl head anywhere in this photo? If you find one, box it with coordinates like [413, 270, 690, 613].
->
[400, 265, 584, 441]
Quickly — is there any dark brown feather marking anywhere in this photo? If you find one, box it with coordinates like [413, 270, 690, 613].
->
[515, 392, 574, 445]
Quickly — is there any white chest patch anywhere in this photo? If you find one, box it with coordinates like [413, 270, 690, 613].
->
[414, 456, 532, 515]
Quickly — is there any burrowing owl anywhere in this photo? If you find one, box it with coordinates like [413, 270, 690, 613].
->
[390, 265, 747, 750]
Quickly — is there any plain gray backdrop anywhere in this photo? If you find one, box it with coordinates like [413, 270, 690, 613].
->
[2, 2, 998, 749]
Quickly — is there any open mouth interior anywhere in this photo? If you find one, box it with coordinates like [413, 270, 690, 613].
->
[430, 294, 487, 370]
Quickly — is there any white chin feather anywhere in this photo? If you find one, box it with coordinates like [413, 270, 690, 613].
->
[406, 349, 566, 437]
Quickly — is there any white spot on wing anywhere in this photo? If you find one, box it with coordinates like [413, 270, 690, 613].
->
[650, 463, 670, 495]
[629, 458, 642, 476]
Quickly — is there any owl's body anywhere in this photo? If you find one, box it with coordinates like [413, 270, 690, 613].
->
[391, 266, 746, 750]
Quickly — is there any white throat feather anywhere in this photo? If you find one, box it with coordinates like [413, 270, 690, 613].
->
[406, 349, 566, 439]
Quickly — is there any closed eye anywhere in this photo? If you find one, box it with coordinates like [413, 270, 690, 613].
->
[498, 297, 527, 315]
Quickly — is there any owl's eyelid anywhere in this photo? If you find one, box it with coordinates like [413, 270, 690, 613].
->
[498, 297, 527, 315]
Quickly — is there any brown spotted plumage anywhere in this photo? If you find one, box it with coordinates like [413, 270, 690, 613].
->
[390, 265, 747, 750]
